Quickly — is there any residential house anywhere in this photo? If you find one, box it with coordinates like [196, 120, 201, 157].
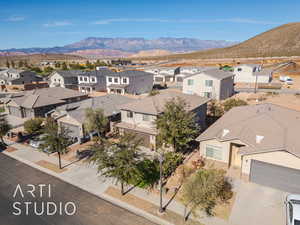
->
[182, 68, 235, 100]
[5, 87, 88, 119]
[52, 94, 135, 142]
[233, 64, 272, 83]
[106, 70, 153, 95]
[49, 70, 84, 89]
[78, 69, 114, 93]
[196, 103, 300, 193]
[0, 69, 44, 90]
[116, 91, 209, 149]
[145, 67, 180, 83]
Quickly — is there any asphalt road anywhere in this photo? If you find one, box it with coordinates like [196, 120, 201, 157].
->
[0, 153, 156, 225]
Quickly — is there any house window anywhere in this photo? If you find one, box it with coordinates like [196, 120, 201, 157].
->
[90, 77, 96, 83]
[84, 77, 88, 82]
[114, 78, 118, 83]
[204, 92, 212, 98]
[79, 77, 83, 81]
[187, 79, 194, 86]
[205, 145, 222, 160]
[123, 78, 128, 84]
[205, 80, 213, 87]
[127, 111, 133, 118]
[108, 77, 112, 82]
[142, 114, 150, 121]
[237, 68, 242, 72]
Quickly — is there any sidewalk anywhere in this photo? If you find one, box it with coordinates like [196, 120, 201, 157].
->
[1, 139, 231, 225]
[1, 139, 259, 225]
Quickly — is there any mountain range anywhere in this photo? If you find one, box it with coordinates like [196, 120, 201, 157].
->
[0, 38, 237, 58]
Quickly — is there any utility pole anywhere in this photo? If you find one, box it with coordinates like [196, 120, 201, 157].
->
[158, 153, 164, 213]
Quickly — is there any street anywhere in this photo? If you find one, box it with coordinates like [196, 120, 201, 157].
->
[0, 153, 156, 225]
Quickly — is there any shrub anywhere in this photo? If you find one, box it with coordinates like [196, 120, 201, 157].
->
[160, 152, 184, 178]
[223, 99, 248, 112]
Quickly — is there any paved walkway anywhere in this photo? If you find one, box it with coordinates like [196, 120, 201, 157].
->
[2, 139, 286, 225]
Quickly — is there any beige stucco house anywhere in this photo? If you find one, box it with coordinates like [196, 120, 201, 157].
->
[116, 91, 209, 149]
[196, 103, 300, 192]
[233, 64, 272, 84]
[182, 68, 234, 100]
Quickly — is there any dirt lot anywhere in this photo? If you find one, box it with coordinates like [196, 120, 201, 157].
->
[233, 92, 300, 111]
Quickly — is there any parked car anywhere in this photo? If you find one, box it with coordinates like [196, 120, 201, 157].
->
[286, 194, 300, 225]
[285, 78, 294, 85]
[29, 136, 42, 149]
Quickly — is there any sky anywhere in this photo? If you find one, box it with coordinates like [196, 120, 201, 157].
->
[0, 0, 300, 49]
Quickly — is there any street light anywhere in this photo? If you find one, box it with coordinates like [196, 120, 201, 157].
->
[158, 153, 164, 213]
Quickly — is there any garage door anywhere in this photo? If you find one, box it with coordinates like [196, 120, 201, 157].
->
[250, 160, 300, 194]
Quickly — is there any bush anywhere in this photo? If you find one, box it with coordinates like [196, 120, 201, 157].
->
[160, 152, 184, 178]
[133, 159, 160, 188]
[223, 99, 248, 112]
[148, 89, 160, 96]
[24, 118, 43, 134]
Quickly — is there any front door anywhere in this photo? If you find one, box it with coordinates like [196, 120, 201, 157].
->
[229, 144, 243, 168]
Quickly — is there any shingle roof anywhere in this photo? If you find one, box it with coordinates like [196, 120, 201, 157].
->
[120, 91, 209, 115]
[183, 68, 234, 80]
[197, 103, 300, 157]
[53, 70, 86, 77]
[60, 94, 136, 123]
[7, 87, 87, 108]
[109, 70, 152, 77]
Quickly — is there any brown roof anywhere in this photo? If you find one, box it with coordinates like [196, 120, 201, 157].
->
[120, 91, 209, 115]
[197, 103, 300, 157]
[7, 87, 87, 109]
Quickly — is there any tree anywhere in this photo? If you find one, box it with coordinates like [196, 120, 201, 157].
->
[61, 62, 68, 70]
[39, 118, 71, 169]
[84, 108, 109, 138]
[180, 168, 233, 220]
[6, 60, 10, 68]
[24, 118, 43, 134]
[43, 66, 54, 74]
[30, 67, 43, 73]
[156, 97, 199, 152]
[11, 61, 15, 68]
[208, 100, 224, 117]
[55, 62, 61, 68]
[223, 98, 248, 112]
[0, 115, 11, 144]
[18, 60, 24, 68]
[90, 133, 144, 195]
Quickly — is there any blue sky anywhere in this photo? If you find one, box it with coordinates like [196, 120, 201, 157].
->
[0, 0, 299, 49]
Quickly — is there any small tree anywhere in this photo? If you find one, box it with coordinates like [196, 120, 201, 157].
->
[90, 133, 143, 195]
[208, 100, 224, 117]
[6, 61, 10, 68]
[180, 168, 233, 220]
[39, 118, 70, 169]
[61, 62, 68, 70]
[156, 97, 199, 152]
[18, 60, 24, 68]
[24, 118, 43, 135]
[0, 115, 11, 144]
[223, 99, 247, 112]
[85, 108, 109, 138]
[43, 66, 54, 74]
[11, 61, 15, 68]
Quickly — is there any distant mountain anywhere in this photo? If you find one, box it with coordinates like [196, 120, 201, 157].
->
[141, 23, 300, 60]
[0, 37, 237, 57]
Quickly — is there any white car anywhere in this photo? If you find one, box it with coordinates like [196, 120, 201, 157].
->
[286, 194, 300, 225]
[285, 78, 294, 85]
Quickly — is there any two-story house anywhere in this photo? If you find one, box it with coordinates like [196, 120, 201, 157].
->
[146, 67, 180, 83]
[116, 91, 209, 149]
[0, 69, 43, 89]
[5, 87, 88, 119]
[233, 64, 272, 84]
[78, 68, 114, 93]
[106, 70, 153, 95]
[49, 70, 84, 89]
[182, 68, 235, 100]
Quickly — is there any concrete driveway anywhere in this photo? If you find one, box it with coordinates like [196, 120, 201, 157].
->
[229, 180, 286, 225]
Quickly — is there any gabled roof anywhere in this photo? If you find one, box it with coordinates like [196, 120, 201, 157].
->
[7, 87, 87, 109]
[120, 91, 209, 115]
[197, 103, 300, 157]
[108, 70, 153, 77]
[51, 70, 86, 78]
[58, 94, 135, 123]
[183, 68, 234, 80]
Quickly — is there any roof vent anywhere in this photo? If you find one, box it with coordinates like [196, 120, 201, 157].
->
[256, 135, 264, 144]
[222, 129, 230, 137]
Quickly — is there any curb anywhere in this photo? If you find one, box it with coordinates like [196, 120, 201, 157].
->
[3, 151, 174, 225]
